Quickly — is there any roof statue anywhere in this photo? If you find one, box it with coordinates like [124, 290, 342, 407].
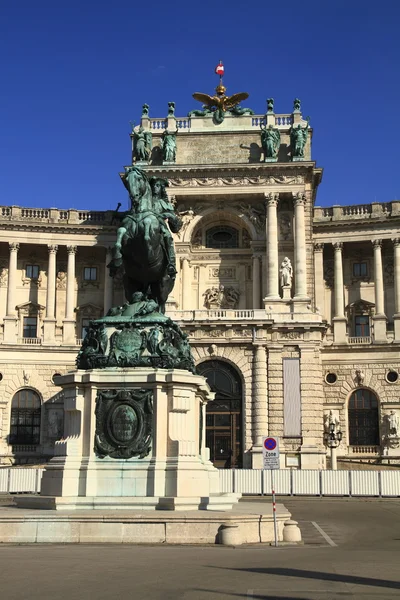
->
[189, 61, 252, 124]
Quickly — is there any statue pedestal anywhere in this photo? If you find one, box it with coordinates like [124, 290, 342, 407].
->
[28, 368, 239, 511]
[282, 285, 291, 300]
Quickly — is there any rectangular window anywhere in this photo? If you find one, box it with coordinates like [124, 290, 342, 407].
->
[355, 315, 370, 337]
[81, 318, 91, 339]
[26, 264, 39, 279]
[23, 317, 37, 338]
[353, 262, 368, 277]
[84, 267, 97, 281]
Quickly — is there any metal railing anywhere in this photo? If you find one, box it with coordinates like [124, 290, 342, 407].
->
[218, 469, 400, 497]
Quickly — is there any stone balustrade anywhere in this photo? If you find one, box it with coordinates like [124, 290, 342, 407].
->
[314, 200, 400, 222]
[0, 206, 115, 225]
[147, 114, 296, 134]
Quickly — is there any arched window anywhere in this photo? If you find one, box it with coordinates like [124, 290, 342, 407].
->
[197, 360, 242, 468]
[348, 389, 379, 446]
[9, 389, 41, 445]
[206, 226, 239, 249]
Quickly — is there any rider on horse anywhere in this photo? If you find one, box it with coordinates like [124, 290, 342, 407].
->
[112, 168, 180, 278]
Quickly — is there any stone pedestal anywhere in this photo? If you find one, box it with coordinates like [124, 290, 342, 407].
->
[333, 317, 347, 344]
[373, 315, 388, 343]
[62, 318, 76, 344]
[33, 368, 238, 511]
[43, 318, 56, 344]
[3, 316, 17, 343]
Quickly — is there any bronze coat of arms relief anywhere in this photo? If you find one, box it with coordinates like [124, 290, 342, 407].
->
[94, 389, 153, 459]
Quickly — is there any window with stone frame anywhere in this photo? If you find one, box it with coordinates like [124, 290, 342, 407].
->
[206, 226, 239, 249]
[348, 389, 379, 446]
[16, 301, 45, 340]
[23, 316, 38, 338]
[25, 264, 40, 279]
[83, 266, 97, 281]
[9, 389, 41, 445]
[81, 318, 91, 339]
[346, 300, 375, 338]
[354, 315, 370, 337]
[351, 259, 370, 283]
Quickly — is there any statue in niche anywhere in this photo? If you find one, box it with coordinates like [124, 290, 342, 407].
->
[260, 124, 281, 160]
[177, 207, 195, 238]
[290, 118, 310, 159]
[133, 126, 152, 162]
[161, 128, 178, 163]
[279, 214, 291, 240]
[279, 257, 293, 288]
[387, 410, 399, 437]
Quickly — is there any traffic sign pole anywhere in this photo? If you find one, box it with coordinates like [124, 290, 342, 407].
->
[271, 469, 278, 547]
[262, 437, 280, 548]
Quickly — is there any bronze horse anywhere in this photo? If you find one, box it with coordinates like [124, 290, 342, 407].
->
[108, 167, 181, 313]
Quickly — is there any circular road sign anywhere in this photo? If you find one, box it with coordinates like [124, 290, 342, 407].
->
[264, 437, 277, 451]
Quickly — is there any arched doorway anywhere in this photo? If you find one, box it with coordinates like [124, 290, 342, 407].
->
[9, 389, 41, 446]
[348, 388, 379, 446]
[197, 360, 242, 468]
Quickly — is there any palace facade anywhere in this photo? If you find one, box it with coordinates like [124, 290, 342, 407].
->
[0, 97, 399, 469]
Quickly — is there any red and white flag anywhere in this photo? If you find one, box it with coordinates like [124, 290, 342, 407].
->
[215, 61, 224, 76]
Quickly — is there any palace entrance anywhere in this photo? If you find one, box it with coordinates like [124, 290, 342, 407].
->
[197, 360, 243, 468]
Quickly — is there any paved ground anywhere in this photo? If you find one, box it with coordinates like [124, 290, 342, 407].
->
[0, 498, 400, 599]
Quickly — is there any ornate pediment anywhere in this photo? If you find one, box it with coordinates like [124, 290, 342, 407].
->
[75, 303, 103, 319]
[346, 300, 375, 315]
[16, 301, 45, 318]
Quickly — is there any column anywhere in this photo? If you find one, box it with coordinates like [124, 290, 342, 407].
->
[63, 246, 77, 343]
[372, 239, 387, 342]
[181, 258, 190, 310]
[393, 238, 400, 341]
[293, 193, 308, 299]
[43, 244, 58, 343]
[252, 255, 261, 309]
[314, 243, 325, 316]
[252, 343, 268, 468]
[3, 243, 19, 343]
[103, 247, 113, 315]
[265, 193, 279, 300]
[333, 242, 346, 343]
[6, 243, 19, 316]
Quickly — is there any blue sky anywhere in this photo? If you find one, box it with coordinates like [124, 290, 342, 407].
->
[1, 1, 400, 211]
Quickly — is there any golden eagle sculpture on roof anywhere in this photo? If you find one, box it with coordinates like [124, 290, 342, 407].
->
[188, 66, 253, 124]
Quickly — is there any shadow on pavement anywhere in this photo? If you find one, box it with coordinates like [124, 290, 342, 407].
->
[195, 592, 310, 599]
[210, 567, 400, 591]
